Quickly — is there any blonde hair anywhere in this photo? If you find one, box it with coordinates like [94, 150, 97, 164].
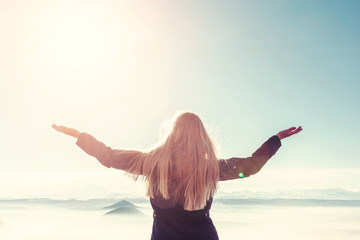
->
[140, 112, 219, 211]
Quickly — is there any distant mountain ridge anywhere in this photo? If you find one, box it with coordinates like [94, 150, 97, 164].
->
[213, 198, 360, 207]
[1, 196, 360, 208]
[216, 188, 360, 200]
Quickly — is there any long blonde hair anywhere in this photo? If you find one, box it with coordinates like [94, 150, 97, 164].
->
[141, 112, 219, 211]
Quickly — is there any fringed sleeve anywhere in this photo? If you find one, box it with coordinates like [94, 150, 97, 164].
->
[219, 135, 281, 181]
[76, 132, 145, 179]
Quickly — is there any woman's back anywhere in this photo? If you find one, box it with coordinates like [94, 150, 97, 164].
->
[143, 112, 219, 212]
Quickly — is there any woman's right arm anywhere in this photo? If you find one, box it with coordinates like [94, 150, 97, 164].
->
[218, 135, 281, 181]
[218, 126, 302, 181]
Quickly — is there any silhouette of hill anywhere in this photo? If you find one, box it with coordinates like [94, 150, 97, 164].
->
[103, 200, 137, 209]
[104, 206, 144, 216]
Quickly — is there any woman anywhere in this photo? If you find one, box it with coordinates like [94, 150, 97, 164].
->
[52, 112, 302, 240]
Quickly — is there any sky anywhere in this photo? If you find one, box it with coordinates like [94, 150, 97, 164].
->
[1, 0, 360, 199]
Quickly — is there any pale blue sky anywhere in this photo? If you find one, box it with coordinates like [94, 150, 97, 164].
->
[1, 0, 359, 198]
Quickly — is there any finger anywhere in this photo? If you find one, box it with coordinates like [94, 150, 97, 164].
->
[52, 124, 61, 131]
[52, 124, 68, 133]
[293, 127, 303, 134]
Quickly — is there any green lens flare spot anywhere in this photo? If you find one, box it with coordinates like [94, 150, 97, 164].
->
[238, 172, 244, 178]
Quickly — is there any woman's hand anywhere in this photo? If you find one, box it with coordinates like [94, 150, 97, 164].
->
[52, 124, 80, 138]
[277, 126, 303, 140]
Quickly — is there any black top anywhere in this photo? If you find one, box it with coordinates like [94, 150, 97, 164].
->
[76, 133, 281, 239]
[150, 197, 218, 240]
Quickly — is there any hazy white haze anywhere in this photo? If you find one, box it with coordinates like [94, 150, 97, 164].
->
[1, 0, 360, 239]
[1, 198, 360, 240]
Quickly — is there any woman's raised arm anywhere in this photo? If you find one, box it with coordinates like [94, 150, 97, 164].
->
[52, 124, 145, 177]
[218, 126, 302, 181]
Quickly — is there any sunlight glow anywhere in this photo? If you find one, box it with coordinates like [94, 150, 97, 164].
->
[38, 5, 126, 80]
